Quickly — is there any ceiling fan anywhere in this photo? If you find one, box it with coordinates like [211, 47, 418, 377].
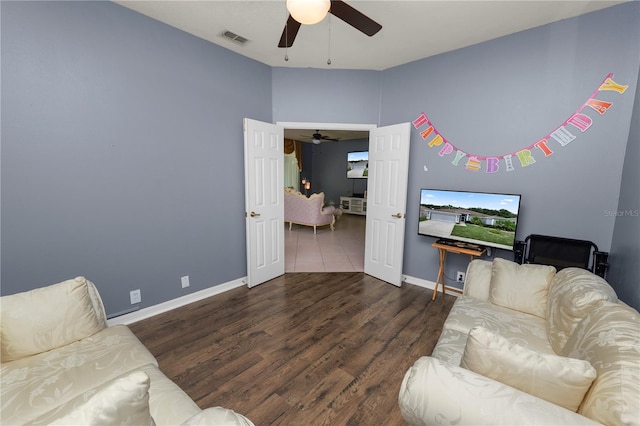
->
[307, 130, 339, 144]
[278, 0, 382, 48]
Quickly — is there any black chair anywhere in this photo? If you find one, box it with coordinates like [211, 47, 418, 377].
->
[516, 234, 608, 278]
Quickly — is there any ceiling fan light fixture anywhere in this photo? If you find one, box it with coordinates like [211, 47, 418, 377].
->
[312, 138, 322, 144]
[286, 0, 330, 25]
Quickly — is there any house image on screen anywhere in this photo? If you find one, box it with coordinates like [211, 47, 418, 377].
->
[420, 207, 517, 226]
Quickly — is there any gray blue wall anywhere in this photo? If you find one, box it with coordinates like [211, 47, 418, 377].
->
[607, 67, 640, 309]
[380, 2, 639, 293]
[272, 2, 640, 305]
[299, 139, 369, 205]
[2, 1, 639, 313]
[1, 1, 272, 315]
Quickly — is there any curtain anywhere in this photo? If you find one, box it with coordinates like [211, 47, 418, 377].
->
[284, 152, 300, 191]
[284, 138, 302, 191]
[284, 139, 302, 170]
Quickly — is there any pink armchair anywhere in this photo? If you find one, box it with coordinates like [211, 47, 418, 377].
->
[284, 188, 335, 234]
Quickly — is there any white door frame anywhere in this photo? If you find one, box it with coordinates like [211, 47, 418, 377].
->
[277, 121, 409, 286]
[277, 122, 378, 133]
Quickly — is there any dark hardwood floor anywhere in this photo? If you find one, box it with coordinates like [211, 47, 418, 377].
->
[129, 273, 455, 425]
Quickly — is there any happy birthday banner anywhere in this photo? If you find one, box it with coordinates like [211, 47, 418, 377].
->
[413, 73, 628, 173]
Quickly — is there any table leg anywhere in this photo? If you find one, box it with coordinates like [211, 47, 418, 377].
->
[432, 249, 447, 300]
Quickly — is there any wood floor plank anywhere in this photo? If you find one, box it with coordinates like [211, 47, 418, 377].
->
[129, 272, 455, 425]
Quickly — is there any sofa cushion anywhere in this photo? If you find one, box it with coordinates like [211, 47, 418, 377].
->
[489, 258, 556, 318]
[561, 301, 640, 426]
[49, 370, 154, 426]
[547, 268, 618, 353]
[442, 296, 554, 357]
[1, 277, 106, 363]
[463, 259, 493, 301]
[461, 327, 596, 412]
[1, 325, 158, 426]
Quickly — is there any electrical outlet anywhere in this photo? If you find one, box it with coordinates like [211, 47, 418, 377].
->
[181, 275, 190, 288]
[129, 289, 141, 304]
[456, 271, 466, 283]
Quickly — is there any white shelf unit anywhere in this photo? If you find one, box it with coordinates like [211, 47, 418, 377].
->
[340, 196, 367, 215]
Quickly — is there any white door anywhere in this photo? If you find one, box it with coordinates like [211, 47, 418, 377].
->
[243, 118, 284, 288]
[364, 123, 411, 286]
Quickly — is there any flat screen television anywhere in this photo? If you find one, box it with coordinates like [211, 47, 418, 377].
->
[418, 188, 522, 251]
[347, 151, 368, 179]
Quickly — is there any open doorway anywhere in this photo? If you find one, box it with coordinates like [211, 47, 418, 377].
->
[280, 122, 375, 273]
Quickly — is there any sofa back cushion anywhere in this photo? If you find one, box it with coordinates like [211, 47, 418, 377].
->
[489, 258, 556, 318]
[463, 260, 493, 301]
[560, 301, 640, 425]
[546, 268, 618, 353]
[461, 327, 596, 412]
[0, 277, 106, 362]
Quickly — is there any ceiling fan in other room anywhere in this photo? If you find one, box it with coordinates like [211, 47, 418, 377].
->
[307, 130, 340, 144]
[278, 0, 382, 48]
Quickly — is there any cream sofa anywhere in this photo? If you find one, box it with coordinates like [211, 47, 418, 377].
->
[399, 258, 640, 426]
[284, 188, 335, 234]
[0, 277, 254, 426]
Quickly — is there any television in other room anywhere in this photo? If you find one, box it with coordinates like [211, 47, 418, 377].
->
[347, 151, 368, 179]
[418, 188, 522, 251]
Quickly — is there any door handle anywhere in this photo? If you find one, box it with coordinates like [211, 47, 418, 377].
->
[392, 213, 403, 218]
[250, 211, 261, 217]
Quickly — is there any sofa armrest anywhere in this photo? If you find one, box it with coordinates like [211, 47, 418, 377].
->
[86, 279, 108, 327]
[321, 205, 335, 215]
[399, 357, 599, 426]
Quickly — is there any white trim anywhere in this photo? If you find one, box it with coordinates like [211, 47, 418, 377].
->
[402, 274, 462, 298]
[107, 277, 247, 326]
[106, 274, 456, 326]
[276, 121, 377, 131]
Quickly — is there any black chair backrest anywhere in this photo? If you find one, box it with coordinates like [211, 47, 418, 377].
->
[525, 234, 597, 271]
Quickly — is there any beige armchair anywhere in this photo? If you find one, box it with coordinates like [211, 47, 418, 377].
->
[284, 188, 335, 234]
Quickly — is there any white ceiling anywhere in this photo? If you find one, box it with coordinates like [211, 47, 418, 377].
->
[116, 0, 625, 71]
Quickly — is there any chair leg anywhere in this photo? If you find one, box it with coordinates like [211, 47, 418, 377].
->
[313, 225, 317, 234]
[289, 222, 292, 230]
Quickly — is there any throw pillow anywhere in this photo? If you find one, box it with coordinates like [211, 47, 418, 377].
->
[489, 258, 556, 318]
[49, 370, 155, 426]
[461, 327, 597, 412]
[0, 277, 105, 362]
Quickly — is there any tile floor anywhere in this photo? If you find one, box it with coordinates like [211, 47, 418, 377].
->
[285, 213, 366, 272]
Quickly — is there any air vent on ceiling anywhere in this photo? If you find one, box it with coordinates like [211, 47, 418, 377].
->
[220, 30, 250, 46]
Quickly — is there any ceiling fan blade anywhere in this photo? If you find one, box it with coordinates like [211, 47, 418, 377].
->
[329, 0, 382, 37]
[278, 15, 301, 48]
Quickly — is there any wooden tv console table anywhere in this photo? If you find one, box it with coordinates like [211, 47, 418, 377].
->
[432, 242, 486, 300]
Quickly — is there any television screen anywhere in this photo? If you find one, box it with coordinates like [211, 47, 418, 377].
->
[347, 151, 368, 179]
[418, 188, 522, 251]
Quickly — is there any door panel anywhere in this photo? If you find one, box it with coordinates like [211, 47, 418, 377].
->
[244, 118, 284, 287]
[364, 123, 411, 286]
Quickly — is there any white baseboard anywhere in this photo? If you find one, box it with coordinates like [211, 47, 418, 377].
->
[402, 274, 462, 298]
[107, 274, 458, 326]
[107, 277, 247, 326]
